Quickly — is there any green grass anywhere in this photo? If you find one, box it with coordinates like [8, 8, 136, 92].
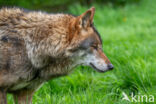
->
[7, 0, 156, 104]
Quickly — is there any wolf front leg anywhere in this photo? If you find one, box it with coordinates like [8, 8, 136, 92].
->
[13, 90, 34, 104]
[0, 90, 7, 104]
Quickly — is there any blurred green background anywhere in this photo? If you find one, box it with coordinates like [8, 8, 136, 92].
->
[0, 0, 141, 12]
[0, 0, 156, 104]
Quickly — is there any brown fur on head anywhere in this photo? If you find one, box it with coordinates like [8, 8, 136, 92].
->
[66, 7, 114, 72]
[67, 7, 98, 53]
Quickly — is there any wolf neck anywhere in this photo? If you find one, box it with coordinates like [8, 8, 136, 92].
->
[23, 13, 77, 78]
[22, 14, 75, 68]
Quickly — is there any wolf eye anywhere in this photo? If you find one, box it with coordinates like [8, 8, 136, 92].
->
[92, 44, 98, 50]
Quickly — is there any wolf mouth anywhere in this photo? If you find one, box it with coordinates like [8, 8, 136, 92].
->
[90, 63, 111, 73]
[90, 63, 105, 72]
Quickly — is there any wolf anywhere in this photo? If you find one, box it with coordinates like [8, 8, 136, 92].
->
[0, 7, 114, 104]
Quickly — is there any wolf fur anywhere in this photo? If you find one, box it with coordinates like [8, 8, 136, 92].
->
[0, 7, 113, 104]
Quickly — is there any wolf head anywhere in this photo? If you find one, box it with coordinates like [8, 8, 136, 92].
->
[65, 7, 114, 72]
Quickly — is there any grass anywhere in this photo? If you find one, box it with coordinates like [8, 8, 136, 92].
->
[7, 0, 156, 103]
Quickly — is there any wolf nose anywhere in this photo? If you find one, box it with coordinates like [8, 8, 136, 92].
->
[107, 64, 114, 70]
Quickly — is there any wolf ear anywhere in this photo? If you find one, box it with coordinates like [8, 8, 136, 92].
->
[78, 7, 95, 28]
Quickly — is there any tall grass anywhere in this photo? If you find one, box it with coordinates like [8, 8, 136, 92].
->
[7, 0, 156, 104]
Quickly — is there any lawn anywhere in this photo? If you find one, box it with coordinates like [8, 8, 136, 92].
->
[7, 0, 156, 104]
